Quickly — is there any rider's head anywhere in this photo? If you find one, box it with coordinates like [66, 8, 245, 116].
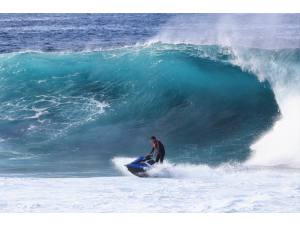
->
[150, 136, 156, 144]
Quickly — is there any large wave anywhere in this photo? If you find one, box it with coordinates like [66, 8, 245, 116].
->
[0, 44, 278, 175]
[1, 14, 299, 175]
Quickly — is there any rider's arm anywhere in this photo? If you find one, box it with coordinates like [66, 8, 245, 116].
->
[148, 147, 154, 156]
[148, 141, 158, 156]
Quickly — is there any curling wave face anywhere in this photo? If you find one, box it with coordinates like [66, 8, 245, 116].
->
[0, 44, 279, 175]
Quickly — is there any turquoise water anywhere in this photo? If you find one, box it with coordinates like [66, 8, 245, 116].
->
[0, 44, 278, 175]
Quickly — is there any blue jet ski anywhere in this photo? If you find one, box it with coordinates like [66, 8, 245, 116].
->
[125, 155, 156, 177]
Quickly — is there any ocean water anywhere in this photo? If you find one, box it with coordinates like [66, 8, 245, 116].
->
[0, 14, 299, 212]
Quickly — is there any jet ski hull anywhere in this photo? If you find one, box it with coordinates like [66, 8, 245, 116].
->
[126, 165, 149, 177]
[125, 156, 155, 177]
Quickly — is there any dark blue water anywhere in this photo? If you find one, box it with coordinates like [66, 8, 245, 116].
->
[0, 14, 171, 53]
[0, 14, 288, 176]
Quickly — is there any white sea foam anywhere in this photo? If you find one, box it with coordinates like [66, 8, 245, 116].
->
[0, 164, 299, 212]
[26, 107, 49, 119]
[247, 95, 300, 168]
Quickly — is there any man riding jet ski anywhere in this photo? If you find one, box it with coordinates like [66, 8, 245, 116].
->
[125, 136, 166, 177]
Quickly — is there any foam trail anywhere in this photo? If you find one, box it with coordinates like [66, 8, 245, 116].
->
[112, 156, 209, 178]
[112, 157, 240, 178]
[147, 161, 213, 178]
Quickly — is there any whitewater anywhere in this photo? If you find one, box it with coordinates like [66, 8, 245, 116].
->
[0, 14, 299, 212]
[1, 166, 300, 212]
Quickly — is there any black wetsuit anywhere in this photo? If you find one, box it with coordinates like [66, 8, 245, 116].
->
[149, 140, 165, 163]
